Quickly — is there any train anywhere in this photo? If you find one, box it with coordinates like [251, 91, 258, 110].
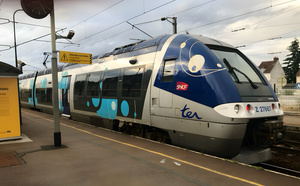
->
[19, 34, 285, 164]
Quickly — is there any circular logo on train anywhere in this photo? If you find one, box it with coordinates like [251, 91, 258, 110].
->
[179, 38, 224, 77]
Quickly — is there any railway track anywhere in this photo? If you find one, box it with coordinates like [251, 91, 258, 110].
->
[281, 140, 300, 151]
[258, 163, 300, 178]
[259, 139, 300, 177]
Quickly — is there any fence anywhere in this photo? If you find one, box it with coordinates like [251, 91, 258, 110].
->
[276, 83, 300, 110]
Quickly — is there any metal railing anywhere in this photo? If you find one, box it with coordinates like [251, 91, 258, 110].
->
[276, 83, 300, 110]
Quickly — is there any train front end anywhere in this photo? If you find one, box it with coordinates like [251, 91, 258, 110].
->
[153, 34, 284, 164]
[209, 40, 285, 163]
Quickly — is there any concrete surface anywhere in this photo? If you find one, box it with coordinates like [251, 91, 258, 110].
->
[0, 108, 299, 186]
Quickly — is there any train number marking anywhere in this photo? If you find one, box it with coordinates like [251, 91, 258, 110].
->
[255, 106, 271, 113]
[181, 104, 202, 119]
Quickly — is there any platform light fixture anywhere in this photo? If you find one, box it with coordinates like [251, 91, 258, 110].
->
[161, 17, 177, 34]
[56, 30, 75, 40]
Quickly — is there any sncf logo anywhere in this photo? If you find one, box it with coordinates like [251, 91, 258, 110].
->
[176, 81, 188, 91]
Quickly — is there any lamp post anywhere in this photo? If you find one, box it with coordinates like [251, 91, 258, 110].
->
[13, 9, 23, 127]
[50, 7, 62, 147]
[50, 8, 75, 147]
[161, 17, 177, 34]
[20, 0, 74, 147]
[13, 9, 23, 68]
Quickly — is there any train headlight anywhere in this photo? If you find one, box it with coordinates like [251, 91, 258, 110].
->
[246, 104, 254, 115]
[271, 103, 279, 113]
[234, 105, 240, 113]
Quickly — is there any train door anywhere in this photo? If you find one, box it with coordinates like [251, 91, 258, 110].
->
[151, 59, 175, 117]
[61, 76, 71, 116]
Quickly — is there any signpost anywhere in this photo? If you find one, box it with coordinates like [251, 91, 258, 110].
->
[0, 78, 21, 140]
[296, 82, 300, 90]
[277, 77, 287, 88]
[59, 51, 92, 64]
[0, 62, 22, 142]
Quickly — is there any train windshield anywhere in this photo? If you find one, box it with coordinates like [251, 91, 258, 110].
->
[210, 46, 276, 102]
[211, 49, 263, 85]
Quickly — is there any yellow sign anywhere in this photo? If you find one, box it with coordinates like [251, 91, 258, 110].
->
[0, 78, 21, 139]
[59, 51, 92, 64]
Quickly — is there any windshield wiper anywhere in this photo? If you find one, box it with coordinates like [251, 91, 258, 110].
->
[232, 67, 258, 89]
[223, 58, 258, 89]
[223, 58, 241, 83]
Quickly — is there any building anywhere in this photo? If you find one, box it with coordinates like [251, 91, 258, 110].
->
[258, 57, 286, 89]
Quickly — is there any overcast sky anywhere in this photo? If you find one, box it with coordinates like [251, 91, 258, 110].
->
[0, 0, 300, 74]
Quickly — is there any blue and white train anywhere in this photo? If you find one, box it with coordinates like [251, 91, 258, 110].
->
[19, 34, 285, 164]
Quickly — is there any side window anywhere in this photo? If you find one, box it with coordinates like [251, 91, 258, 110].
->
[87, 73, 101, 97]
[36, 88, 52, 105]
[74, 74, 87, 96]
[74, 74, 87, 110]
[21, 88, 30, 102]
[122, 67, 143, 97]
[102, 70, 119, 97]
[162, 60, 175, 82]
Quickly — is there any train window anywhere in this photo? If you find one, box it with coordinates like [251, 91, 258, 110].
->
[74, 74, 87, 96]
[20, 88, 30, 102]
[74, 74, 88, 110]
[102, 70, 119, 97]
[36, 88, 52, 105]
[162, 60, 175, 82]
[122, 67, 143, 97]
[87, 73, 101, 97]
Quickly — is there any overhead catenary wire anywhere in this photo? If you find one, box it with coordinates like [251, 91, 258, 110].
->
[181, 0, 298, 33]
[234, 27, 300, 48]
[76, 0, 176, 42]
[68, 0, 125, 29]
[0, 17, 61, 29]
[0, 28, 67, 52]
[51, 0, 300, 61]
[169, 0, 216, 16]
[132, 0, 215, 27]
[2, 0, 299, 70]
[126, 21, 153, 38]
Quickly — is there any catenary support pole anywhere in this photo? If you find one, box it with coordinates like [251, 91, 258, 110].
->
[173, 17, 177, 34]
[50, 6, 61, 147]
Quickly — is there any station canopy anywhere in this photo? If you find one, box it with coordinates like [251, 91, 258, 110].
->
[0, 62, 22, 76]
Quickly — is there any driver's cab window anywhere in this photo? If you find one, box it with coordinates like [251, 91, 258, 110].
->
[162, 60, 175, 82]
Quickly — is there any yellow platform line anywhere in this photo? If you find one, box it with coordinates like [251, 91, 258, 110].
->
[23, 111, 264, 186]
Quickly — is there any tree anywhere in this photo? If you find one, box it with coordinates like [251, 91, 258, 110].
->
[283, 38, 300, 83]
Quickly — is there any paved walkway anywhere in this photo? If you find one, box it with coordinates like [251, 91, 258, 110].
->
[284, 110, 300, 127]
[0, 109, 299, 185]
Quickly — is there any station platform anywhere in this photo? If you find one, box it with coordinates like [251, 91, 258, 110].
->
[1, 109, 299, 185]
[283, 111, 300, 126]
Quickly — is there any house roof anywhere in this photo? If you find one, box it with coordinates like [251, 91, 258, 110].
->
[258, 61, 275, 73]
[258, 57, 279, 73]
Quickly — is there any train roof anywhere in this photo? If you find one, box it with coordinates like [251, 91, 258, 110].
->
[193, 35, 234, 48]
[96, 34, 234, 60]
[98, 35, 172, 59]
[19, 34, 234, 80]
[19, 63, 81, 80]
